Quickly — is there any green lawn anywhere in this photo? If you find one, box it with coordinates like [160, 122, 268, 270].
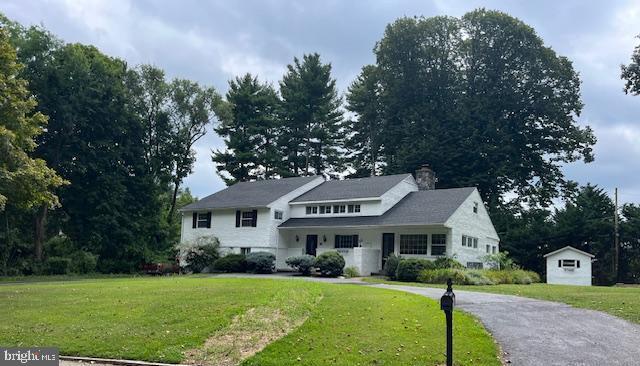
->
[1, 276, 500, 366]
[363, 277, 640, 324]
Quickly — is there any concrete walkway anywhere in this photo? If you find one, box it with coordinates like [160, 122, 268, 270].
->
[214, 274, 640, 366]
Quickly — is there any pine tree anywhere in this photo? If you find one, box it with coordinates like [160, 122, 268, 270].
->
[213, 74, 281, 184]
[279, 53, 344, 177]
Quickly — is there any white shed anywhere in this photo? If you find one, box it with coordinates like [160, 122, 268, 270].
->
[544, 246, 594, 286]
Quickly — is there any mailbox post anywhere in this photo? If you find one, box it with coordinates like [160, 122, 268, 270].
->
[440, 278, 455, 366]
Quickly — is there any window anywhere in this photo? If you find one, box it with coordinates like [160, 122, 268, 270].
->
[319, 205, 331, 214]
[241, 247, 251, 255]
[559, 259, 580, 269]
[320, 206, 327, 214]
[241, 211, 254, 227]
[335, 235, 359, 249]
[473, 238, 478, 249]
[274, 210, 283, 220]
[431, 234, 447, 256]
[492, 246, 497, 254]
[333, 205, 345, 213]
[467, 262, 483, 269]
[306, 206, 312, 215]
[197, 212, 210, 228]
[306, 206, 318, 215]
[473, 202, 478, 214]
[348, 204, 354, 213]
[400, 234, 428, 255]
[486, 244, 490, 253]
[462, 235, 478, 249]
[354, 204, 361, 213]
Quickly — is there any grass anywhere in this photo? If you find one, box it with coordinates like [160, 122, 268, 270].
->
[363, 277, 640, 324]
[1, 276, 500, 366]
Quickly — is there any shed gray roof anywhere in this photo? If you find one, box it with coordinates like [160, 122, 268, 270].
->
[290, 173, 412, 202]
[180, 176, 321, 211]
[279, 187, 476, 228]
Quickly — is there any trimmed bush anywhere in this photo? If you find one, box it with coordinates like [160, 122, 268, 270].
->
[44, 257, 71, 275]
[395, 258, 435, 282]
[344, 266, 360, 278]
[463, 270, 495, 285]
[418, 268, 494, 285]
[213, 254, 247, 273]
[383, 253, 401, 280]
[246, 252, 276, 274]
[70, 251, 98, 274]
[286, 255, 316, 275]
[433, 257, 464, 269]
[315, 251, 345, 277]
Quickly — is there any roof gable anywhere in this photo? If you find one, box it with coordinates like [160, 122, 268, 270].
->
[291, 174, 412, 203]
[543, 246, 595, 258]
[181, 176, 322, 211]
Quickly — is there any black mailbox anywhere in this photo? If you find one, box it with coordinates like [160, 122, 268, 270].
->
[440, 278, 455, 312]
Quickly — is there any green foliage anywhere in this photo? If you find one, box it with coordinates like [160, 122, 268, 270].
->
[621, 38, 640, 95]
[350, 10, 595, 208]
[417, 268, 539, 285]
[433, 257, 464, 269]
[395, 259, 435, 282]
[245, 252, 276, 274]
[279, 53, 344, 177]
[285, 255, 316, 275]
[383, 253, 401, 280]
[177, 236, 220, 273]
[212, 254, 247, 273]
[44, 257, 71, 275]
[314, 251, 345, 277]
[212, 74, 281, 184]
[482, 251, 519, 270]
[343, 266, 360, 278]
[70, 251, 98, 274]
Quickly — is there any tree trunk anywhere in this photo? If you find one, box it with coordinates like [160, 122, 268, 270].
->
[34, 205, 47, 261]
[167, 179, 181, 225]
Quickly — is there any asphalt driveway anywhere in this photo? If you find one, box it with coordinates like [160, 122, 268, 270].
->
[372, 283, 640, 366]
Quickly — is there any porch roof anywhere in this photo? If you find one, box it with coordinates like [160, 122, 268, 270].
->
[280, 187, 476, 228]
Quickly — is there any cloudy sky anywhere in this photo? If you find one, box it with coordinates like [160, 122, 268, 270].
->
[3, 0, 640, 204]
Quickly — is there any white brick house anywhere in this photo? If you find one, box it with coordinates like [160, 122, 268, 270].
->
[180, 166, 500, 275]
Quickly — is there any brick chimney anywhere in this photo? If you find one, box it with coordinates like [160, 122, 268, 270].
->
[415, 164, 436, 190]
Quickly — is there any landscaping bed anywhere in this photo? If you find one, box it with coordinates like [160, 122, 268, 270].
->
[0, 276, 500, 366]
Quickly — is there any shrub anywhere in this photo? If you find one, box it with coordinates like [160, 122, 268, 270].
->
[246, 252, 276, 274]
[176, 236, 220, 273]
[463, 270, 495, 285]
[286, 255, 316, 275]
[70, 251, 98, 274]
[383, 253, 401, 280]
[482, 251, 519, 270]
[418, 268, 467, 284]
[433, 257, 464, 269]
[344, 266, 360, 278]
[484, 269, 540, 284]
[395, 258, 435, 282]
[44, 257, 71, 275]
[213, 254, 247, 273]
[315, 251, 345, 277]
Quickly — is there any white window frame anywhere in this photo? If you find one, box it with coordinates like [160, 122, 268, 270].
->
[399, 234, 429, 255]
[431, 234, 447, 256]
[274, 210, 283, 220]
[354, 204, 361, 213]
[197, 212, 209, 228]
[241, 211, 254, 227]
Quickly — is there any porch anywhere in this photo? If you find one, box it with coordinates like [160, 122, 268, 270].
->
[276, 225, 452, 275]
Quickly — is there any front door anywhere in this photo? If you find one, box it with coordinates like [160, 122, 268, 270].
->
[306, 235, 318, 256]
[382, 233, 395, 267]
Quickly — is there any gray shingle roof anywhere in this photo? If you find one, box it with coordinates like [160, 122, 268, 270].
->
[180, 176, 321, 211]
[290, 173, 412, 202]
[279, 187, 476, 228]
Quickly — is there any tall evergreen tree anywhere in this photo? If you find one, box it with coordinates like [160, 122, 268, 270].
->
[279, 53, 344, 177]
[344, 65, 384, 177]
[213, 74, 280, 184]
[353, 10, 595, 208]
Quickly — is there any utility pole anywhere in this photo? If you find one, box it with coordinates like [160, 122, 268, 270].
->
[614, 188, 619, 282]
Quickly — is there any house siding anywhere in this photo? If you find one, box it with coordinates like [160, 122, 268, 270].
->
[445, 189, 500, 267]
